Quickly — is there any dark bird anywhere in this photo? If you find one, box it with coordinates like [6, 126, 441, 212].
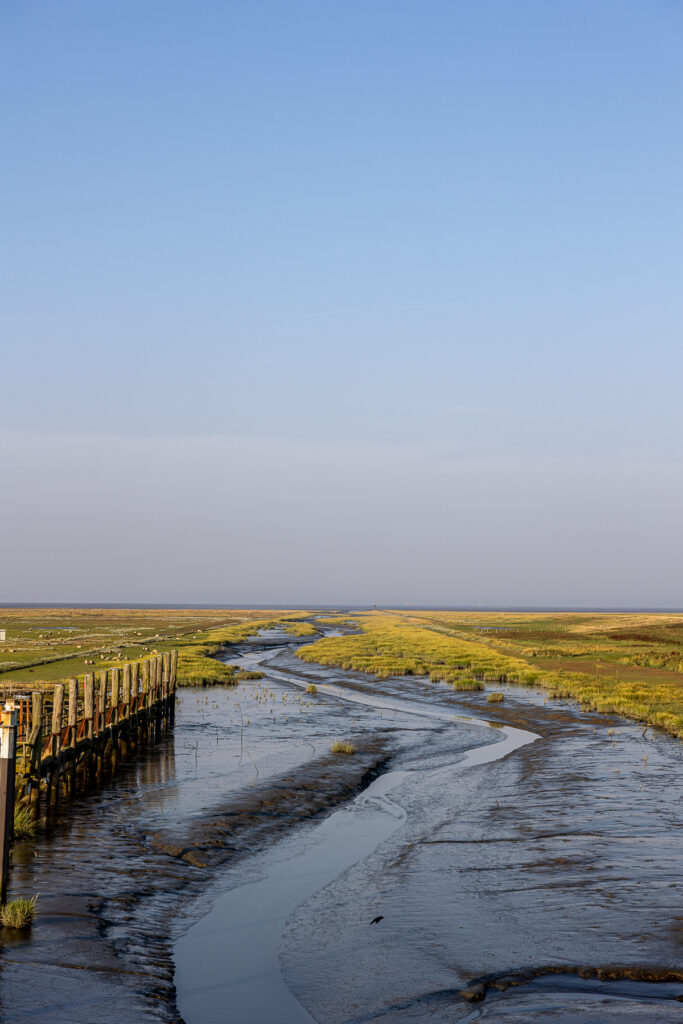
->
[370, 915, 384, 925]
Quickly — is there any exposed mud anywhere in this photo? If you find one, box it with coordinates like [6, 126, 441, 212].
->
[0, 628, 681, 1023]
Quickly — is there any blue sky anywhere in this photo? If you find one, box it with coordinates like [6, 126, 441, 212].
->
[2, 2, 682, 604]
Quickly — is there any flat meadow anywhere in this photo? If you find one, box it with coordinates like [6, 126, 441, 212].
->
[0, 607, 314, 690]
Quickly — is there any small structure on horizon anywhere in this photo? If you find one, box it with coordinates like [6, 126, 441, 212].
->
[0, 631, 5, 643]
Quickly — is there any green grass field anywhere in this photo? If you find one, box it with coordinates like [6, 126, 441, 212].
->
[0, 608, 312, 690]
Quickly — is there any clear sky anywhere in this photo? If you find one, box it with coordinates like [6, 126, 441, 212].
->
[2, 1, 682, 606]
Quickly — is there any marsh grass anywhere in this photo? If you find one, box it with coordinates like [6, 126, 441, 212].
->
[306, 683, 318, 694]
[453, 679, 484, 692]
[284, 622, 320, 637]
[1, 895, 37, 929]
[487, 691, 505, 702]
[298, 611, 683, 738]
[330, 739, 356, 755]
[13, 805, 37, 841]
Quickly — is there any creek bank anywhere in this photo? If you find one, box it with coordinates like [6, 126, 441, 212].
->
[0, 630, 432, 1023]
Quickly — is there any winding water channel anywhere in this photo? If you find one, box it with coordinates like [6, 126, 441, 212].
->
[0, 628, 681, 1022]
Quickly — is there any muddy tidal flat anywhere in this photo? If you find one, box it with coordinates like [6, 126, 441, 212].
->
[1, 628, 681, 1022]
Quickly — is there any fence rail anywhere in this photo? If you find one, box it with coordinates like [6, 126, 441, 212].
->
[15, 650, 178, 805]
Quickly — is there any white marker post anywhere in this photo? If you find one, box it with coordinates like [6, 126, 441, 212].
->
[0, 702, 18, 904]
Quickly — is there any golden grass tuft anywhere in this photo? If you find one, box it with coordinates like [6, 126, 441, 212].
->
[453, 679, 484, 692]
[1, 895, 38, 929]
[13, 805, 37, 841]
[487, 691, 505, 702]
[330, 739, 356, 755]
[305, 683, 318, 694]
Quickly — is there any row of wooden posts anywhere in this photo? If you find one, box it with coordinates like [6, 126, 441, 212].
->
[0, 650, 179, 902]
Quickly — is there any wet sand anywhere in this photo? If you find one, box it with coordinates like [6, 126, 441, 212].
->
[0, 629, 681, 1022]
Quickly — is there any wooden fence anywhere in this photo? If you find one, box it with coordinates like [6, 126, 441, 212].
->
[14, 650, 178, 805]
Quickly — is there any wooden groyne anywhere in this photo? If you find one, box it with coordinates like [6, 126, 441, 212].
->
[12, 650, 178, 806]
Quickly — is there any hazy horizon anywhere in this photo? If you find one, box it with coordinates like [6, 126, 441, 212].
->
[3, 2, 682, 606]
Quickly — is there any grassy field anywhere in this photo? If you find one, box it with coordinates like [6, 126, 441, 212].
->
[297, 611, 683, 738]
[0, 608, 312, 690]
[4, 607, 682, 738]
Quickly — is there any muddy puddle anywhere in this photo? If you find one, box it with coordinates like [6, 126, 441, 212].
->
[0, 628, 681, 1022]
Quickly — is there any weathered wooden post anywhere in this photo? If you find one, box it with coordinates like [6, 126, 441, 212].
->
[169, 650, 178, 725]
[50, 684, 64, 802]
[97, 671, 107, 736]
[140, 660, 150, 739]
[52, 684, 64, 761]
[0, 701, 18, 903]
[111, 668, 120, 728]
[67, 679, 78, 793]
[67, 679, 78, 749]
[121, 664, 130, 721]
[162, 653, 170, 722]
[84, 675, 94, 739]
[155, 655, 164, 736]
[129, 662, 139, 747]
[84, 674, 94, 784]
[28, 693, 43, 807]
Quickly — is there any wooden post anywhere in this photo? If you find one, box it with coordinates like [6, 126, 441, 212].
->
[68, 679, 78, 749]
[169, 650, 178, 725]
[84, 674, 94, 742]
[131, 662, 139, 715]
[97, 671, 107, 736]
[121, 664, 131, 719]
[155, 656, 164, 734]
[0, 702, 18, 904]
[141, 659, 150, 705]
[111, 668, 120, 726]
[52, 684, 64, 760]
[162, 653, 170, 706]
[28, 692, 43, 806]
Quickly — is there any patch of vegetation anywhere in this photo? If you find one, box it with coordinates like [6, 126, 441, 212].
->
[235, 670, 265, 681]
[283, 622, 319, 637]
[0, 608, 313, 688]
[305, 683, 318, 694]
[1, 895, 38, 929]
[298, 611, 683, 738]
[487, 691, 505, 702]
[13, 805, 37, 841]
[330, 739, 356, 755]
[453, 679, 484, 692]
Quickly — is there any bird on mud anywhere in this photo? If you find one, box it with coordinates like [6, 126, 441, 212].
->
[370, 915, 384, 925]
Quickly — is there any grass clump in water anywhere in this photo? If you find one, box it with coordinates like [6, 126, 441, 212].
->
[1, 895, 38, 929]
[453, 678, 484, 692]
[487, 691, 505, 702]
[235, 670, 264, 681]
[330, 739, 356, 755]
[306, 683, 317, 694]
[13, 805, 37, 841]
